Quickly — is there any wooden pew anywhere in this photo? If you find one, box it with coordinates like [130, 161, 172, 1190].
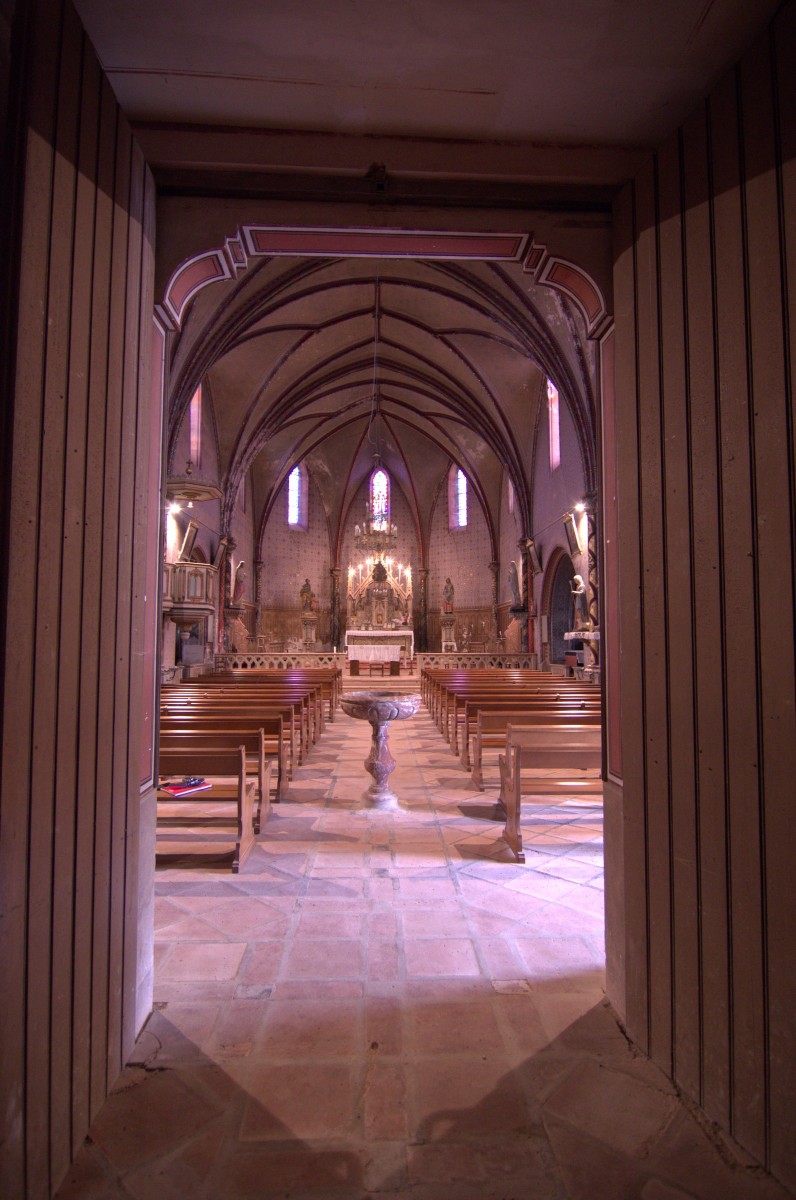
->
[160, 728, 275, 831]
[212, 667, 342, 720]
[156, 745, 255, 873]
[163, 681, 320, 753]
[160, 712, 289, 793]
[498, 724, 602, 863]
[469, 707, 602, 787]
[162, 690, 306, 765]
[447, 685, 600, 753]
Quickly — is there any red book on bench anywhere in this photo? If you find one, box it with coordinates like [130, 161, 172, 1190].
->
[159, 781, 212, 797]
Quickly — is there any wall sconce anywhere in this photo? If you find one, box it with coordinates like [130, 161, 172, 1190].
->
[564, 512, 583, 556]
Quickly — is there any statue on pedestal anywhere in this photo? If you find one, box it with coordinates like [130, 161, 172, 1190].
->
[300, 578, 315, 611]
[570, 573, 589, 630]
[443, 577, 455, 612]
[232, 561, 247, 606]
[508, 561, 522, 609]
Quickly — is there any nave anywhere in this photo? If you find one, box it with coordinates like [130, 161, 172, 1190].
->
[55, 706, 785, 1200]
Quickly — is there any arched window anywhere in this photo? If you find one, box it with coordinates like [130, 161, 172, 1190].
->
[448, 464, 468, 529]
[547, 378, 561, 471]
[189, 385, 202, 469]
[507, 474, 515, 514]
[287, 462, 308, 529]
[370, 467, 390, 530]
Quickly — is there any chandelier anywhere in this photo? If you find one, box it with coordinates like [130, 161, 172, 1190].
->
[354, 501, 398, 555]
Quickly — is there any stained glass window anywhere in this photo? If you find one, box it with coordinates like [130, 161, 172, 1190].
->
[189, 385, 202, 469]
[448, 464, 468, 528]
[547, 379, 560, 471]
[288, 463, 307, 528]
[371, 468, 389, 530]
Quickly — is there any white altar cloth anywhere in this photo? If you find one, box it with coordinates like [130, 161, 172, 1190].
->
[347, 644, 400, 662]
[345, 628, 414, 658]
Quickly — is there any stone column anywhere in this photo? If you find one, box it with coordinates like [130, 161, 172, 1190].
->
[223, 537, 236, 608]
[418, 567, 429, 652]
[254, 556, 264, 634]
[517, 539, 533, 653]
[585, 493, 599, 631]
[222, 537, 236, 652]
[583, 493, 600, 676]
[488, 560, 500, 645]
[330, 566, 341, 651]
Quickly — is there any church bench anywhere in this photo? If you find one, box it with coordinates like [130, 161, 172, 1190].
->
[425, 669, 552, 727]
[160, 726, 277, 830]
[162, 686, 317, 762]
[161, 708, 294, 785]
[497, 724, 603, 863]
[440, 681, 600, 747]
[449, 687, 600, 756]
[469, 707, 602, 787]
[422, 669, 569, 725]
[212, 668, 342, 719]
[156, 744, 255, 873]
[162, 695, 302, 771]
[165, 680, 324, 744]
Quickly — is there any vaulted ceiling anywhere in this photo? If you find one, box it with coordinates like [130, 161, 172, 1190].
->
[167, 252, 598, 562]
[75, 0, 781, 564]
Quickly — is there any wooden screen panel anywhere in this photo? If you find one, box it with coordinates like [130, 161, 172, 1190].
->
[611, 181, 650, 1048]
[0, 3, 157, 1196]
[634, 155, 674, 1073]
[741, 24, 796, 1182]
[680, 100, 731, 1131]
[768, 3, 796, 1182]
[613, 7, 796, 1186]
[657, 129, 702, 1101]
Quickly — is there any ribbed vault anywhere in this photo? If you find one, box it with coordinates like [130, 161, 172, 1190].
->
[166, 253, 600, 566]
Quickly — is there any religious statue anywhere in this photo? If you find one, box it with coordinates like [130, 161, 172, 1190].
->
[508, 560, 522, 608]
[570, 573, 588, 630]
[231, 561, 247, 606]
[443, 577, 454, 612]
[300, 577, 314, 610]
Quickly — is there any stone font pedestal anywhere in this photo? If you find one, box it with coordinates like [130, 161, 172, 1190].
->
[340, 691, 422, 807]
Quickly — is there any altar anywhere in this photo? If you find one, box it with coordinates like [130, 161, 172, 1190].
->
[345, 629, 414, 659]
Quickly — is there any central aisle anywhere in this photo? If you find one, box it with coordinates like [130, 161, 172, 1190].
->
[55, 706, 783, 1200]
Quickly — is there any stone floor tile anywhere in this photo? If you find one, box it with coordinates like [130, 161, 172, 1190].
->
[235, 1062, 358, 1141]
[56, 695, 789, 1200]
[404, 936, 481, 977]
[513, 935, 604, 988]
[401, 908, 471, 938]
[408, 1057, 530, 1139]
[294, 910, 364, 938]
[542, 1058, 680, 1158]
[257, 998, 361, 1060]
[279, 937, 363, 980]
[158, 942, 247, 981]
[240, 941, 284, 984]
[364, 1062, 408, 1139]
[89, 1068, 221, 1172]
[408, 997, 506, 1058]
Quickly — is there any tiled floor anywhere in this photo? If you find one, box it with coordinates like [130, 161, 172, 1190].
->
[57, 701, 789, 1199]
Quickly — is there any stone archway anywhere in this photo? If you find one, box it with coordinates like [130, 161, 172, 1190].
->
[539, 547, 576, 666]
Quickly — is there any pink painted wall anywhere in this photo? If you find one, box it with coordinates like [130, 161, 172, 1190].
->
[427, 474, 493, 609]
[261, 468, 332, 609]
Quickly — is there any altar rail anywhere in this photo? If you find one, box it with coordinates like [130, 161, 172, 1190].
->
[416, 652, 538, 670]
[215, 651, 344, 671]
